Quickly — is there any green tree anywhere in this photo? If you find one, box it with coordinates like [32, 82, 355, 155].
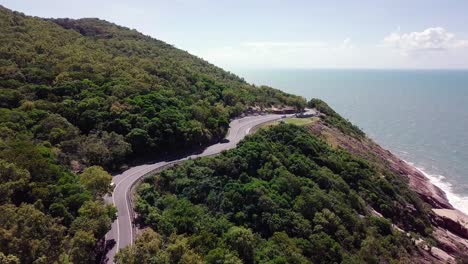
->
[205, 248, 243, 264]
[71, 200, 116, 238]
[69, 231, 96, 264]
[126, 128, 152, 153]
[80, 132, 131, 169]
[115, 228, 164, 264]
[0, 204, 65, 263]
[115, 228, 203, 264]
[223, 227, 255, 264]
[79, 166, 112, 197]
[33, 114, 79, 145]
[0, 159, 30, 204]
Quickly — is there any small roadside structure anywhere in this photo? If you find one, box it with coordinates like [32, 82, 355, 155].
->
[271, 106, 297, 114]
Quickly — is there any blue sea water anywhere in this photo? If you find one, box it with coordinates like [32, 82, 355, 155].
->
[238, 69, 468, 213]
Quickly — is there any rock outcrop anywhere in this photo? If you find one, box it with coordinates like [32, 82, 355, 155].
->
[432, 208, 468, 240]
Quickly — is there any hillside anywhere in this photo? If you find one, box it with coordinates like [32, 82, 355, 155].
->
[0, 5, 305, 170]
[123, 102, 468, 263]
[126, 124, 431, 263]
[0, 6, 304, 263]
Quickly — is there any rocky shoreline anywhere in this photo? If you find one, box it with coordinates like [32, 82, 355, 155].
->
[306, 116, 468, 263]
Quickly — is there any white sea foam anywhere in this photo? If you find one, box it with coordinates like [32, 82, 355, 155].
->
[405, 160, 468, 214]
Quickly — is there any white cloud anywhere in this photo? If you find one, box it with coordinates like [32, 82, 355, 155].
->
[383, 27, 468, 54]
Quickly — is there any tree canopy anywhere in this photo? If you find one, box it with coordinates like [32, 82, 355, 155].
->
[124, 124, 433, 263]
[0, 5, 305, 171]
[80, 166, 113, 197]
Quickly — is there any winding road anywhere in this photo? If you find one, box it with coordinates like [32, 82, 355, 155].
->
[103, 114, 288, 263]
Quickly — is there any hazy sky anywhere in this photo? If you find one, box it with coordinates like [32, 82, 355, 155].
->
[2, 0, 468, 70]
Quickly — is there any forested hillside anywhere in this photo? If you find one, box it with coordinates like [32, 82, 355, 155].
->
[0, 5, 304, 263]
[0, 6, 305, 170]
[124, 124, 434, 263]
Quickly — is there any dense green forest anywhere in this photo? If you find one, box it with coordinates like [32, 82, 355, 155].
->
[0, 5, 305, 263]
[123, 124, 433, 263]
[0, 6, 305, 171]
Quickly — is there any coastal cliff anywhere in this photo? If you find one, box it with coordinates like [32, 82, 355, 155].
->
[305, 100, 468, 263]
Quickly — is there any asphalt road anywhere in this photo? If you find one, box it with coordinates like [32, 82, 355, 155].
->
[103, 114, 288, 263]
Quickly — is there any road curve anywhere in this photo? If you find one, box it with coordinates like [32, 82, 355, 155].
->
[103, 114, 288, 263]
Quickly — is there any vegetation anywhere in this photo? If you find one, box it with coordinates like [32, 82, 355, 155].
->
[282, 117, 318, 126]
[80, 166, 113, 198]
[308, 98, 365, 138]
[0, 5, 306, 262]
[124, 124, 433, 263]
[0, 5, 438, 263]
[255, 117, 318, 132]
[0, 141, 116, 263]
[0, 6, 305, 171]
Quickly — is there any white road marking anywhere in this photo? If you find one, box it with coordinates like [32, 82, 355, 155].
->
[105, 114, 290, 263]
[112, 165, 151, 252]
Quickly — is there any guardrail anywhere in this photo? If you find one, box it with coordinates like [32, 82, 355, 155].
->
[127, 160, 178, 242]
[127, 153, 220, 242]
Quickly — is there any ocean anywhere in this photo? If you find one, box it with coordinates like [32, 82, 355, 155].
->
[238, 69, 468, 213]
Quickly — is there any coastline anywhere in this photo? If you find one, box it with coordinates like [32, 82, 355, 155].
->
[405, 160, 468, 215]
[307, 117, 456, 210]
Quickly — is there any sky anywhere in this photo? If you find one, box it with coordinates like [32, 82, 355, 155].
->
[2, 0, 468, 70]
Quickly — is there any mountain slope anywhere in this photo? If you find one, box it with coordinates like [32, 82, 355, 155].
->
[0, 5, 304, 263]
[0, 5, 305, 170]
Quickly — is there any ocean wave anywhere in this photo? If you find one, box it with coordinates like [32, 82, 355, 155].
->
[405, 160, 468, 214]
